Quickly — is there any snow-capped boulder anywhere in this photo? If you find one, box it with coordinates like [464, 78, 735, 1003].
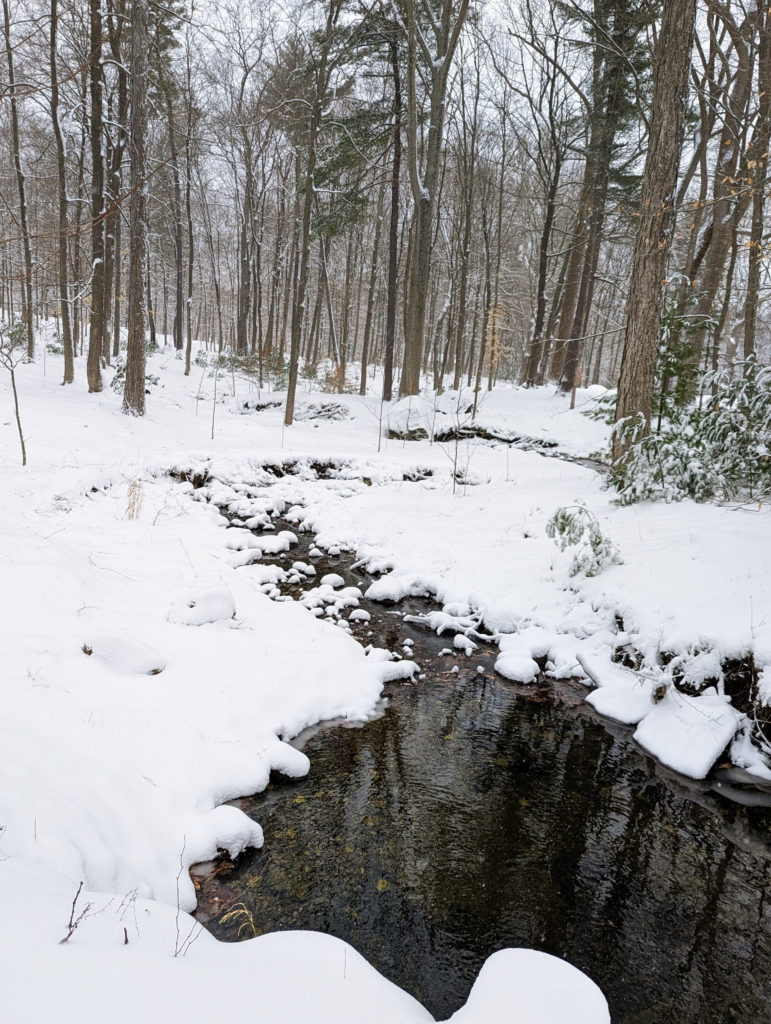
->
[168, 586, 236, 626]
[82, 630, 166, 675]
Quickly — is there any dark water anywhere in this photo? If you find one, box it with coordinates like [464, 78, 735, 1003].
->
[201, 528, 771, 1023]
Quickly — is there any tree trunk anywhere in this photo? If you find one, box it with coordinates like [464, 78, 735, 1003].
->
[50, 0, 74, 382]
[87, 0, 105, 392]
[451, 69, 479, 392]
[165, 91, 185, 352]
[548, 170, 593, 382]
[613, 0, 697, 462]
[383, 37, 402, 402]
[113, 211, 122, 358]
[401, 0, 470, 395]
[743, 6, 771, 361]
[3, 0, 34, 358]
[360, 180, 385, 395]
[184, 67, 195, 375]
[521, 155, 561, 386]
[285, 1, 341, 425]
[688, 12, 755, 370]
[103, 7, 128, 365]
[123, 0, 149, 416]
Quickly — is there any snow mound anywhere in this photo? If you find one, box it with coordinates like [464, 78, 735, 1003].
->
[494, 628, 556, 683]
[366, 575, 407, 603]
[386, 394, 438, 439]
[168, 586, 236, 626]
[730, 724, 771, 781]
[580, 653, 656, 725]
[82, 631, 166, 675]
[495, 652, 540, 683]
[223, 532, 261, 551]
[260, 530, 297, 553]
[454, 634, 478, 654]
[633, 689, 741, 779]
[445, 948, 610, 1024]
[295, 400, 350, 421]
[321, 573, 345, 588]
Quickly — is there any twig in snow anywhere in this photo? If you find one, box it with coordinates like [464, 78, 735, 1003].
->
[60, 881, 93, 943]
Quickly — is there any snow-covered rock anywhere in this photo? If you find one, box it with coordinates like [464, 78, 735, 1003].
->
[580, 653, 656, 725]
[82, 630, 166, 675]
[454, 634, 478, 654]
[633, 689, 741, 779]
[168, 586, 236, 626]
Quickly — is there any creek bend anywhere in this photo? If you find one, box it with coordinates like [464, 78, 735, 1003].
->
[195, 523, 771, 1024]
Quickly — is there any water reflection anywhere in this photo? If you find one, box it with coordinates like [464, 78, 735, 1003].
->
[205, 667, 771, 1023]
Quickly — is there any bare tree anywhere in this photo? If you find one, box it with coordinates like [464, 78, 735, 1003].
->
[87, 0, 105, 392]
[400, 0, 471, 396]
[50, 0, 74, 382]
[2, 0, 34, 358]
[123, 0, 149, 415]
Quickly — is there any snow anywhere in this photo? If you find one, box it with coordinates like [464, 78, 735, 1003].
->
[453, 633, 478, 653]
[82, 630, 168, 675]
[168, 585, 236, 626]
[0, 861, 435, 1024]
[633, 689, 741, 779]
[446, 948, 610, 1024]
[579, 653, 656, 724]
[2, 342, 769, 1021]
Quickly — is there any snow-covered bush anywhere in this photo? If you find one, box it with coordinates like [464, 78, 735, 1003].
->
[110, 357, 160, 394]
[613, 414, 719, 504]
[581, 387, 616, 425]
[616, 359, 771, 504]
[546, 503, 621, 577]
[699, 360, 771, 499]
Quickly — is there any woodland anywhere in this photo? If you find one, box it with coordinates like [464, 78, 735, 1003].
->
[4, 4, 771, 1022]
[1, 0, 767, 471]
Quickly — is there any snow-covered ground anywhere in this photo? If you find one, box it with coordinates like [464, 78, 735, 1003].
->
[2, 340, 769, 1022]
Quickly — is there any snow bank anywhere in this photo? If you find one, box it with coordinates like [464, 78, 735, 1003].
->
[0, 861, 434, 1024]
[633, 689, 741, 779]
[446, 948, 610, 1024]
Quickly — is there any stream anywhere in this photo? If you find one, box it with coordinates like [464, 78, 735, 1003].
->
[196, 522, 771, 1024]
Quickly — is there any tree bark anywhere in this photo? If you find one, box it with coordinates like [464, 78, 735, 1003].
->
[383, 37, 402, 402]
[401, 0, 470, 395]
[50, 0, 74, 382]
[285, 0, 342, 425]
[184, 56, 195, 375]
[613, 0, 698, 462]
[451, 67, 479, 391]
[521, 154, 561, 385]
[2, 0, 34, 358]
[688, 8, 755, 369]
[87, 0, 105, 392]
[123, 0, 149, 416]
[165, 91, 185, 352]
[360, 180, 385, 395]
[743, 6, 771, 361]
[104, 0, 128, 364]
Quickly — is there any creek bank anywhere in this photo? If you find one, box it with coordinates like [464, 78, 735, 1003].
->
[189, 516, 771, 1024]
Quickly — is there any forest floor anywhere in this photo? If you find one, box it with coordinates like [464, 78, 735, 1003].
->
[1, 338, 770, 1023]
